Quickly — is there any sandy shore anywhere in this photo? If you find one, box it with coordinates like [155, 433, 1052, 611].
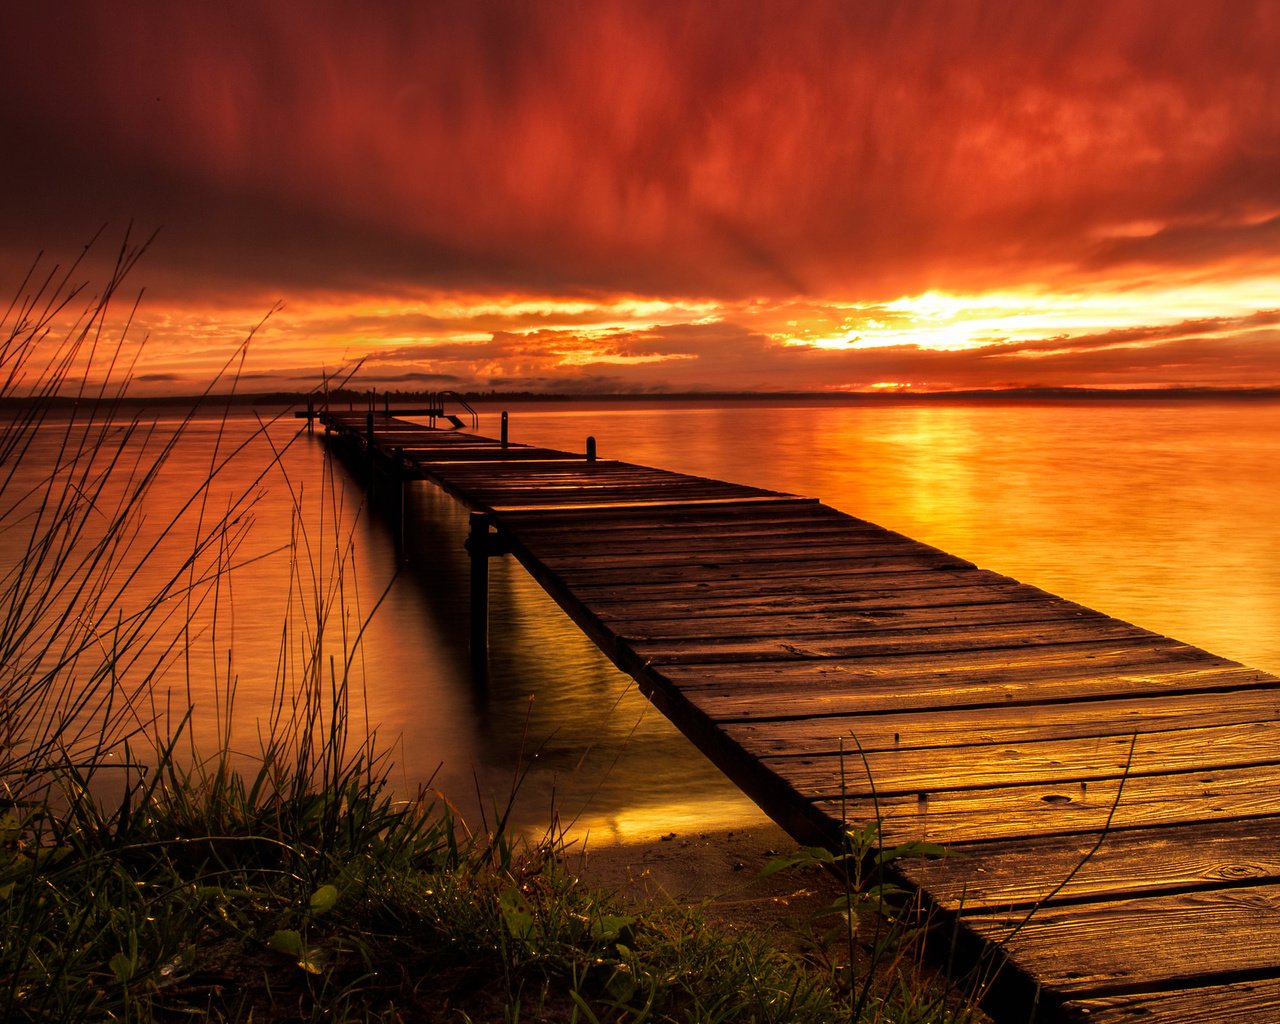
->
[565, 821, 845, 938]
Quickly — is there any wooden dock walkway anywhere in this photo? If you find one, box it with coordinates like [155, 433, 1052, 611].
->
[323, 410, 1280, 1023]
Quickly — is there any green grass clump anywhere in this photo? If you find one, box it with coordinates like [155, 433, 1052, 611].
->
[0, 240, 981, 1022]
[1, 774, 975, 1023]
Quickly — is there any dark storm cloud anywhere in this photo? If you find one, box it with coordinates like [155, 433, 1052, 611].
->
[3, 1, 1278, 305]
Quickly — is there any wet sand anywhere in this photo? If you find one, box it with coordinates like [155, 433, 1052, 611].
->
[566, 821, 845, 938]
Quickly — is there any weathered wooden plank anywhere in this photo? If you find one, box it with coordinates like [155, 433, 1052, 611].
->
[655, 645, 1249, 719]
[898, 818, 1280, 909]
[762, 721, 1280, 798]
[589, 580, 1055, 620]
[509, 519, 911, 552]
[436, 472, 712, 490]
[499, 511, 859, 540]
[489, 494, 811, 514]
[375, 432, 494, 444]
[405, 450, 587, 462]
[723, 681, 1280, 756]
[449, 483, 764, 501]
[492, 495, 822, 523]
[567, 567, 997, 603]
[629, 617, 1157, 666]
[811, 762, 1280, 845]
[965, 883, 1280, 996]
[608, 598, 1106, 641]
[1061, 978, 1280, 1023]
[516, 526, 934, 560]
[467, 485, 785, 505]
[427, 462, 713, 481]
[551, 551, 974, 585]
[536, 539, 960, 572]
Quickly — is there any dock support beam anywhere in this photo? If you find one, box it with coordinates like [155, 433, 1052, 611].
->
[467, 513, 490, 676]
[465, 513, 512, 679]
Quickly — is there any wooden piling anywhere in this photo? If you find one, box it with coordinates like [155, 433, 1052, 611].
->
[586, 436, 596, 462]
[467, 512, 490, 676]
[501, 410, 509, 449]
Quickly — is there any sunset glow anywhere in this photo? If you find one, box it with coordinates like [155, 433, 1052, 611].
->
[2, 1, 1277, 394]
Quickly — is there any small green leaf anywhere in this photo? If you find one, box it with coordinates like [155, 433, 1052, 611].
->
[862, 882, 907, 900]
[109, 951, 135, 984]
[590, 914, 635, 942]
[499, 889, 535, 941]
[874, 840, 950, 865]
[269, 929, 304, 957]
[308, 884, 339, 916]
[759, 845, 836, 878]
[605, 965, 638, 1002]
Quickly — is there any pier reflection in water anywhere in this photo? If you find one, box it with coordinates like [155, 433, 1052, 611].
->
[352, 474, 769, 843]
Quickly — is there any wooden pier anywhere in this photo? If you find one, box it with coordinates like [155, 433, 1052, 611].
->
[322, 409, 1280, 1023]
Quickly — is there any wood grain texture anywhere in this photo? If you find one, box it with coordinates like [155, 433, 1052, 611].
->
[967, 883, 1280, 995]
[898, 818, 1280, 909]
[764, 721, 1280, 798]
[723, 682, 1280, 755]
[1061, 978, 1280, 1023]
[812, 762, 1280, 845]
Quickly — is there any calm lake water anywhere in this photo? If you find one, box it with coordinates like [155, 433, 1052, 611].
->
[6, 398, 1279, 842]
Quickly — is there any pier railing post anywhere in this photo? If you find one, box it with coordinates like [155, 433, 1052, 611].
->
[501, 410, 509, 449]
[466, 512, 491, 677]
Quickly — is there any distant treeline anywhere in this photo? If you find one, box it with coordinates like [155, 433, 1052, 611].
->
[4, 385, 1280, 412]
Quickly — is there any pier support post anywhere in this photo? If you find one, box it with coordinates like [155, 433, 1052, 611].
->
[394, 447, 407, 559]
[464, 512, 512, 680]
[586, 436, 596, 462]
[501, 410, 509, 449]
[467, 512, 492, 677]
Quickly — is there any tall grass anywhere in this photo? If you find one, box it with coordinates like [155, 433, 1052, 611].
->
[0, 235, 434, 1020]
[0, 240, 982, 1022]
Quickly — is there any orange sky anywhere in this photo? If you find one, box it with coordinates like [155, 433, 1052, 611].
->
[2, 1, 1278, 394]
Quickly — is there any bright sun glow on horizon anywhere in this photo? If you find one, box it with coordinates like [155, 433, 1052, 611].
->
[116, 272, 1280, 396]
[792, 278, 1280, 358]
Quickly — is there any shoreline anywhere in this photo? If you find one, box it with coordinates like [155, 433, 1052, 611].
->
[567, 821, 845, 938]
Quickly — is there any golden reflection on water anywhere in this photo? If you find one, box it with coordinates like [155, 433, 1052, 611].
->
[8, 401, 1277, 845]
[498, 398, 1280, 678]
[437, 397, 1280, 841]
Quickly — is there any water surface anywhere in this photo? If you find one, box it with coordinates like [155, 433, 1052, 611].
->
[6, 398, 1277, 843]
